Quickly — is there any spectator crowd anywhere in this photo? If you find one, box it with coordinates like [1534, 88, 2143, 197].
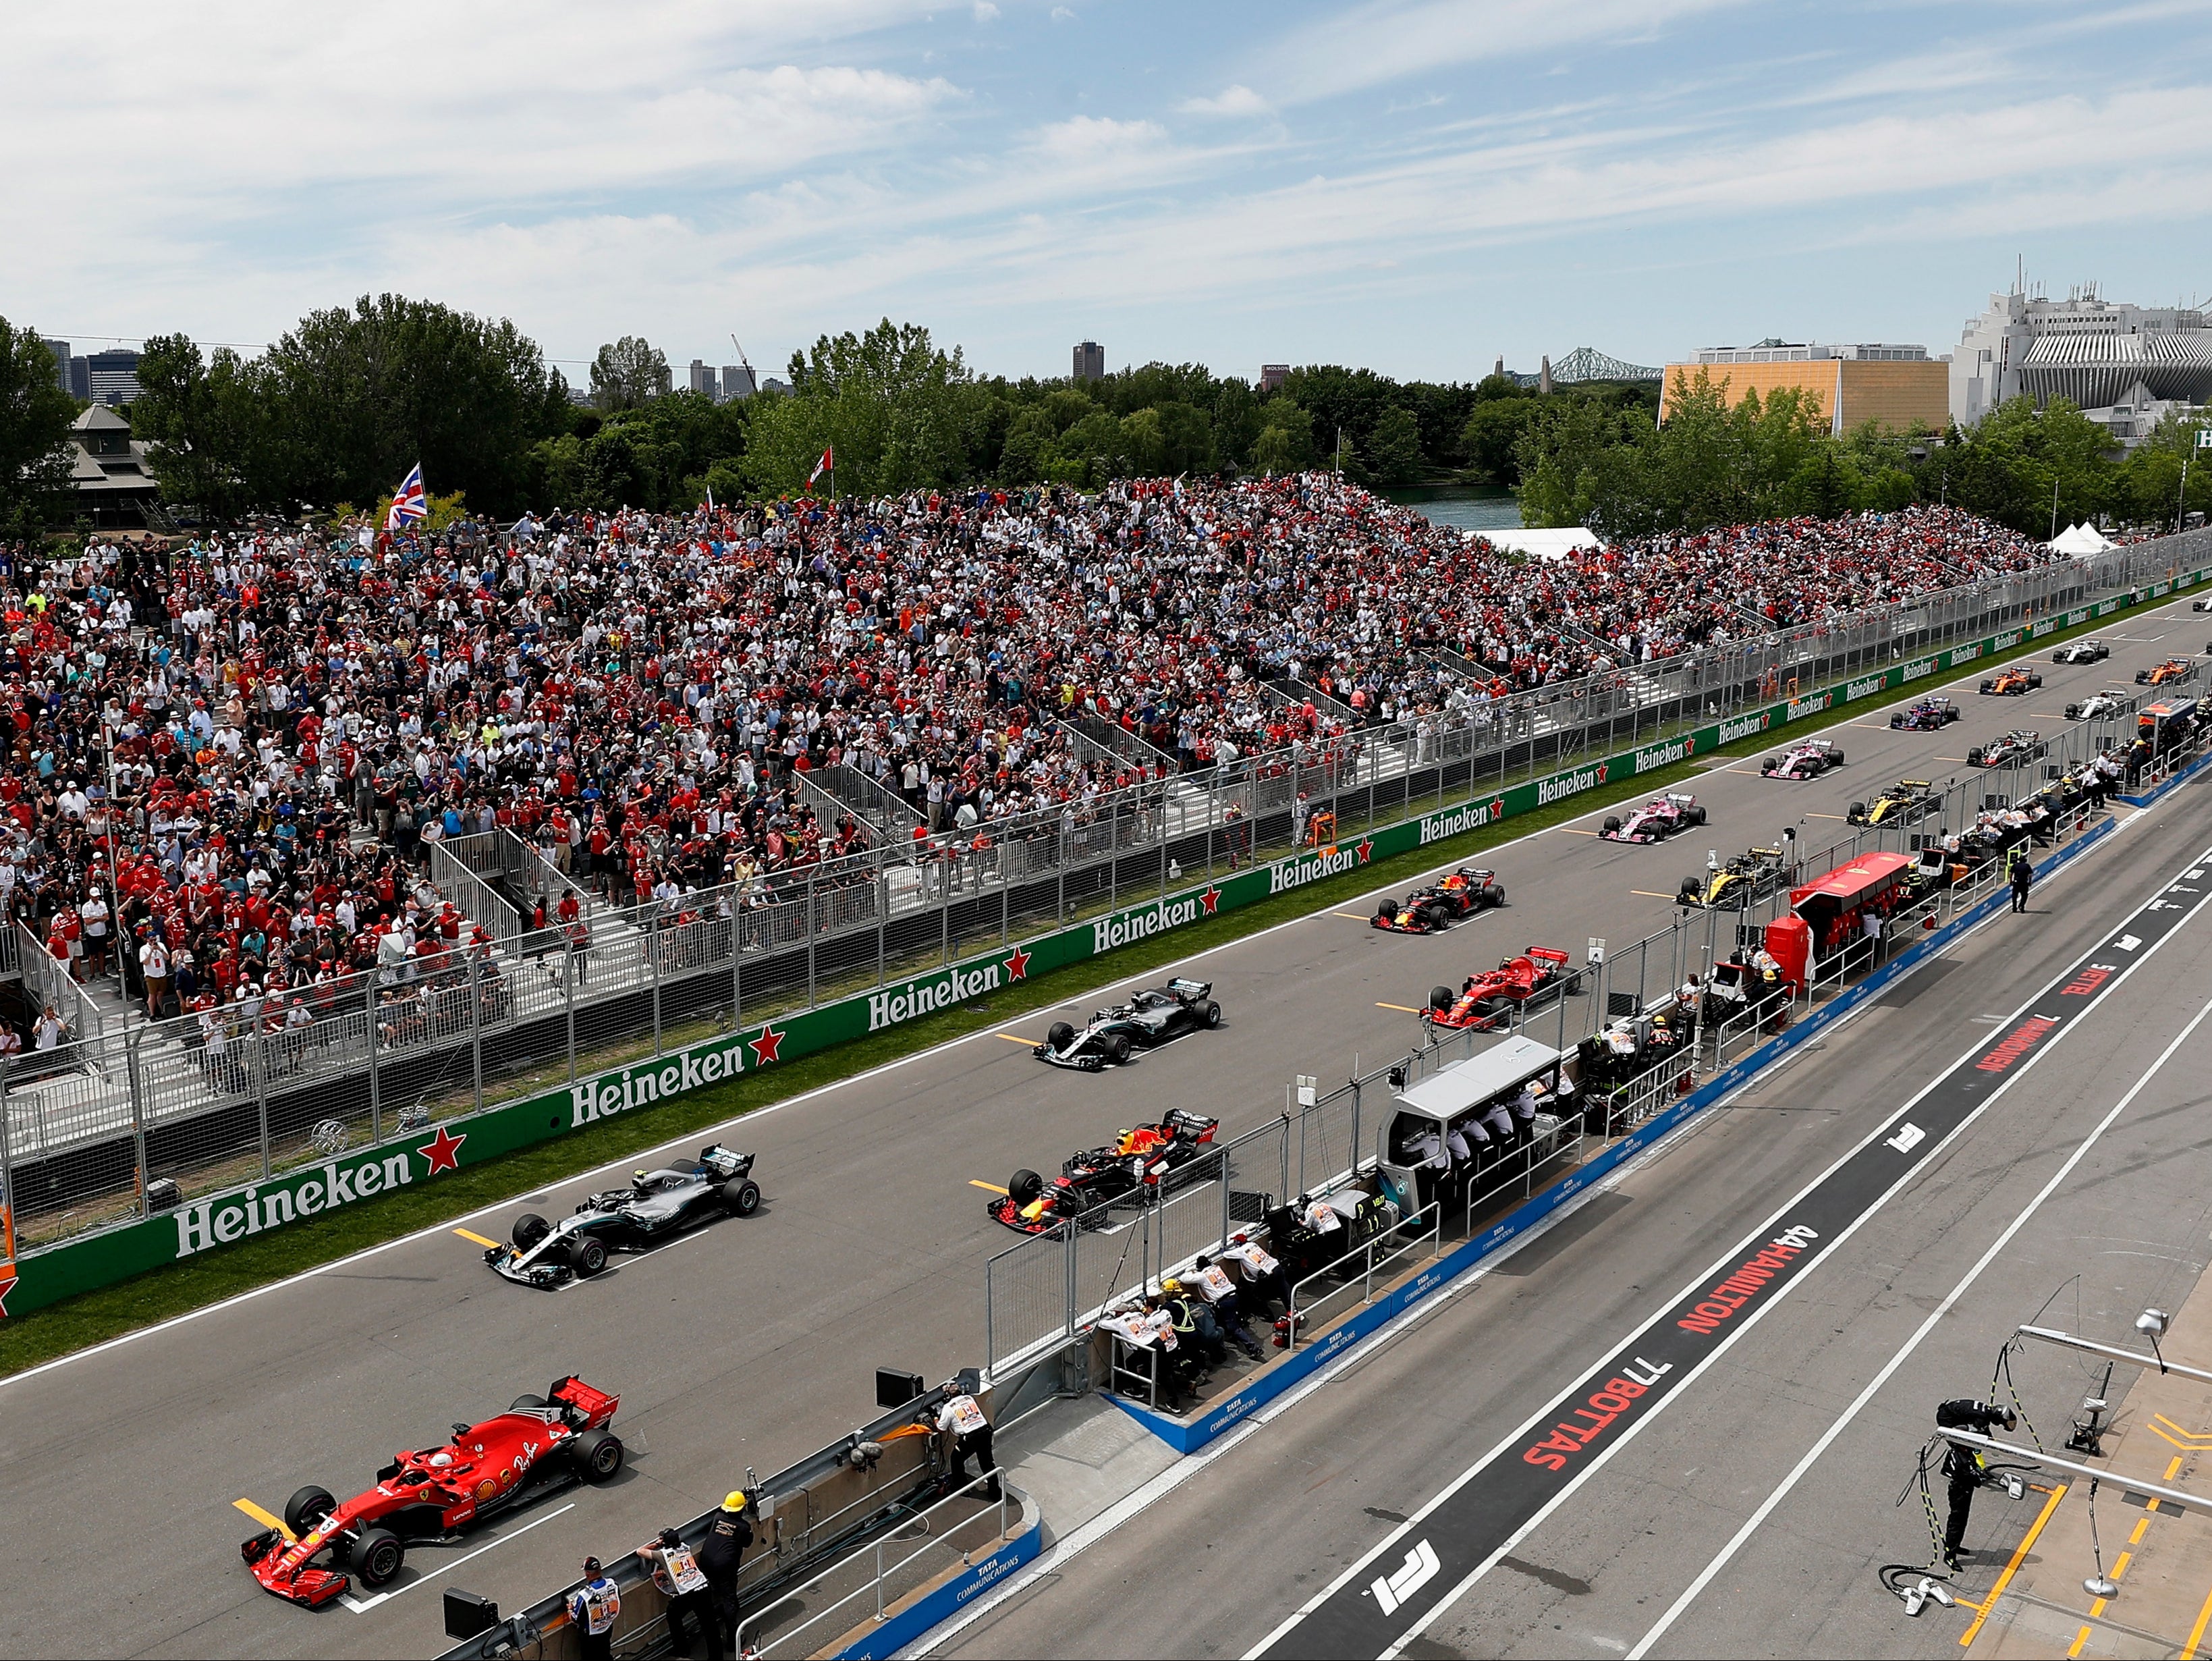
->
[0, 475, 2061, 1053]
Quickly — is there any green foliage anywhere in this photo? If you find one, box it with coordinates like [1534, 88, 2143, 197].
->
[590, 336, 669, 411]
[0, 318, 79, 537]
[740, 319, 974, 497]
[133, 334, 266, 521]
[1252, 398, 1317, 474]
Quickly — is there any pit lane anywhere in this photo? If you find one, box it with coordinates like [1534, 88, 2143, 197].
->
[0, 617, 2201, 1660]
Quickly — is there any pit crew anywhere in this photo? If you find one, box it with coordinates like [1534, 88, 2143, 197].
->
[567, 1558, 622, 1661]
[699, 1493, 753, 1639]
[931, 1390, 1001, 1502]
[1185, 1256, 1267, 1359]
[1222, 1232, 1291, 1317]
[636, 1527, 718, 1660]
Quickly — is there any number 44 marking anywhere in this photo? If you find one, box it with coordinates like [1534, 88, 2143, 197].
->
[1371, 1540, 1441, 1614]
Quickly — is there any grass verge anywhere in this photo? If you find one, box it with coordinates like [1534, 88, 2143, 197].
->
[0, 601, 2142, 1378]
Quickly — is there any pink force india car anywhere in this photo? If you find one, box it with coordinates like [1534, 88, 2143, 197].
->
[1758, 738, 1844, 780]
[1599, 792, 1706, 844]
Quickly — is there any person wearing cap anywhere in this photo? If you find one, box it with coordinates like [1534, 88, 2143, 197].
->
[636, 1525, 718, 1659]
[929, 1390, 1001, 1502]
[565, 1556, 621, 1661]
[1220, 1231, 1291, 1317]
[697, 1490, 753, 1642]
[1182, 1258, 1265, 1361]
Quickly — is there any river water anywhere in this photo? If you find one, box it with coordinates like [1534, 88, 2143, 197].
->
[1383, 487, 1522, 533]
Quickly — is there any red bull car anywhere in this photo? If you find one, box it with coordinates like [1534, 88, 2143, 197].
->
[1427, 946, 1579, 1029]
[1979, 664, 2043, 697]
[240, 1376, 624, 1606]
[989, 1110, 1220, 1233]
[1889, 696, 1961, 731]
[1599, 792, 1705, 844]
[1759, 738, 1844, 780]
[1372, 867, 1506, 933]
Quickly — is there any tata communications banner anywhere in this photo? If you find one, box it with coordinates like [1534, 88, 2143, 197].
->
[9, 586, 2195, 1315]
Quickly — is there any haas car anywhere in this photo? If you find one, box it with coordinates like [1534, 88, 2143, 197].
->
[1979, 664, 2043, 697]
[1034, 978, 1220, 1070]
[1600, 792, 1705, 844]
[989, 1110, 1220, 1232]
[241, 1376, 624, 1606]
[1848, 779, 1941, 827]
[1968, 730, 2045, 769]
[1373, 867, 1505, 933]
[487, 1147, 760, 1286]
[2051, 638, 2110, 665]
[1759, 738, 1843, 780]
[1889, 696, 1961, 731]
[2065, 689, 2129, 721]
[1427, 946, 1579, 1030]
[1678, 846, 1788, 909]
[2136, 657, 2196, 688]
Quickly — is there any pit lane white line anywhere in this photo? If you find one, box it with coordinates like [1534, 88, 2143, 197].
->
[338, 1501, 576, 1614]
[1251, 828, 2211, 1661]
[1622, 981, 2212, 1657]
[0, 645, 2151, 1394]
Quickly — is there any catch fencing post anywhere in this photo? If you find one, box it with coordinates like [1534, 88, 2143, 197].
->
[651, 924, 663, 1059]
[252, 1023, 271, 1182]
[468, 954, 485, 1118]
[567, 947, 578, 1085]
[366, 975, 381, 1145]
[0, 1051, 13, 1244]
[808, 871, 819, 1007]
[124, 1029, 153, 1208]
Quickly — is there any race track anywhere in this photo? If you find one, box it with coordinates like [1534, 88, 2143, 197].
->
[1, 608, 2207, 1660]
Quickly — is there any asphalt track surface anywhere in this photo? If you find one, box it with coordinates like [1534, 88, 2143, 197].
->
[1, 616, 2206, 1659]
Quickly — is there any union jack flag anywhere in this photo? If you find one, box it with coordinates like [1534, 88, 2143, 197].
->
[386, 462, 427, 530]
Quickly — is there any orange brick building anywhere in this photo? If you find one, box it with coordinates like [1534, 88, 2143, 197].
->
[1661, 344, 1950, 436]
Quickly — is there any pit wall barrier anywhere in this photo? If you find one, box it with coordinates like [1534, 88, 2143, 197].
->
[6, 575, 2200, 1317]
[1101, 809, 2124, 1454]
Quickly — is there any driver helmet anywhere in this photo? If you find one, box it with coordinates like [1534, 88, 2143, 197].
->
[632, 1169, 649, 1186]
[429, 1450, 455, 1468]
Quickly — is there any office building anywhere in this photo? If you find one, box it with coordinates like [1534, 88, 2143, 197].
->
[1073, 341, 1105, 381]
[47, 339, 71, 393]
[688, 360, 719, 400]
[85, 348, 143, 407]
[1952, 284, 2212, 428]
[721, 364, 756, 401]
[1260, 363, 1290, 392]
[1661, 340, 1948, 435]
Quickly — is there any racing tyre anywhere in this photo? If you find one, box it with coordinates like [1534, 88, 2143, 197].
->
[1430, 985, 1454, 1013]
[1967, 748, 1984, 767]
[1200, 1000, 1222, 1029]
[1760, 759, 1775, 775]
[569, 1235, 609, 1276]
[572, 1429, 626, 1483]
[1483, 882, 1505, 906]
[2030, 676, 2043, 689]
[285, 1485, 337, 1537]
[1376, 898, 1397, 921]
[511, 1212, 551, 1251]
[1679, 877, 1702, 904]
[350, 1527, 405, 1588]
[1046, 1021, 1075, 1052]
[1009, 1169, 1045, 1205]
[1105, 1033, 1132, 1065]
[722, 1178, 761, 1216]
[1602, 815, 1622, 834]
[1830, 749, 1843, 765]
[1688, 805, 1707, 825]
[511, 1394, 549, 1412]
[1980, 681, 1995, 694]
[1848, 801, 1867, 820]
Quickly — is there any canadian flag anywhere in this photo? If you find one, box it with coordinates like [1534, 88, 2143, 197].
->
[808, 445, 834, 488]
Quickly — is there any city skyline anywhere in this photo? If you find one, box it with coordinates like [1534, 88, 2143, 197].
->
[7, 1, 2211, 385]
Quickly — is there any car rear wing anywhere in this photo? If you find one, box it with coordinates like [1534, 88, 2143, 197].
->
[1165, 977, 1212, 998]
[551, 1376, 619, 1423]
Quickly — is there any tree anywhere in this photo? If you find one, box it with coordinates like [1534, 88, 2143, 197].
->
[1251, 400, 1317, 474]
[590, 336, 669, 412]
[1364, 405, 1427, 486]
[133, 334, 267, 519]
[0, 318, 79, 537]
[1460, 397, 1539, 485]
[742, 319, 975, 497]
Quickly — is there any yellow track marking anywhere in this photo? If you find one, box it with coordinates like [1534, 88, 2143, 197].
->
[234, 1498, 295, 1541]
[995, 1033, 1036, 1044]
[968, 1179, 1008, 1194]
[1630, 890, 1682, 900]
[1333, 911, 1377, 920]
[1806, 811, 1850, 819]
[1375, 1002, 1425, 1014]
[453, 1228, 500, 1249]
[1960, 1481, 2064, 1648]
[2183, 1573, 2212, 1658]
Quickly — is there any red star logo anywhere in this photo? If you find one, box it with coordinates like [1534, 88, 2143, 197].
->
[748, 1024, 786, 1068]
[1489, 798, 1505, 819]
[1596, 762, 1609, 784]
[1684, 735, 1696, 756]
[416, 1126, 466, 1175]
[1200, 885, 1222, 915]
[1002, 945, 1032, 980]
[0, 1265, 16, 1319]
[1357, 838, 1374, 863]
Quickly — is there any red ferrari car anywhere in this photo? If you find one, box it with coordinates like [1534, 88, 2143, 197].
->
[241, 1376, 624, 1606]
[1427, 946, 1578, 1029]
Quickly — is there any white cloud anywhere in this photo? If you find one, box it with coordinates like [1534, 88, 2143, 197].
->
[974, 1, 1000, 19]
[1051, 4, 1076, 17]
[1032, 115, 1171, 161]
[1180, 84, 1271, 117]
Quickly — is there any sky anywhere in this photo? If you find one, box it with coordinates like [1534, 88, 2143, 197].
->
[8, 0, 2212, 387]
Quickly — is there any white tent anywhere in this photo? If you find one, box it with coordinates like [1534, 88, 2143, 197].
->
[2048, 522, 2116, 556]
[1469, 526, 1600, 563]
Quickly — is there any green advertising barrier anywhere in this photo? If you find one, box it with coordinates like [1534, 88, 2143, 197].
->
[9, 564, 2208, 1316]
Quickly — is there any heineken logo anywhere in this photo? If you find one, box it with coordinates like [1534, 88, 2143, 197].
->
[1268, 843, 1364, 896]
[1634, 736, 1692, 773]
[1901, 656, 1937, 682]
[1846, 674, 1886, 702]
[866, 960, 1005, 1033]
[1420, 798, 1504, 846]
[1093, 894, 1204, 954]
[1949, 643, 1983, 666]
[1537, 761, 1606, 806]
[1992, 629, 2022, 651]
[572, 1041, 746, 1126]
[1786, 692, 1831, 721]
[171, 1126, 466, 1258]
[1717, 712, 1769, 744]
